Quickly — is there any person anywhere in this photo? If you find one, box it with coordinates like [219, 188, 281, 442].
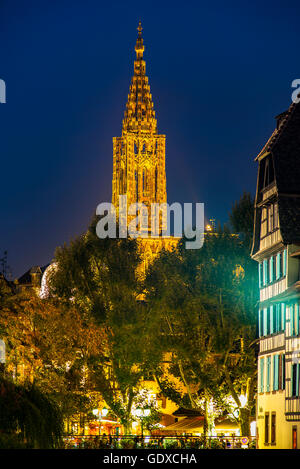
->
[101, 433, 108, 448]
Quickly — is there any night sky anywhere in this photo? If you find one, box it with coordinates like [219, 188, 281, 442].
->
[1, 0, 300, 278]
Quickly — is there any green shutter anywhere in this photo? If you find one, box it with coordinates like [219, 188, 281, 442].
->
[276, 253, 281, 280]
[259, 310, 262, 337]
[263, 259, 268, 285]
[270, 305, 274, 334]
[291, 305, 295, 336]
[296, 304, 299, 336]
[259, 263, 263, 288]
[282, 355, 285, 390]
[281, 303, 285, 331]
[266, 357, 271, 392]
[273, 355, 277, 391]
[263, 308, 268, 336]
[270, 256, 274, 282]
[283, 249, 287, 277]
[275, 355, 279, 391]
[260, 358, 265, 393]
[276, 304, 280, 333]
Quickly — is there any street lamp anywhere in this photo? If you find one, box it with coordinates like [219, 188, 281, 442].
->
[133, 407, 150, 440]
[93, 407, 109, 436]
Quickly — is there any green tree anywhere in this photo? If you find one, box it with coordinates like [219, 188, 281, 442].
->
[0, 375, 63, 448]
[229, 191, 254, 250]
[144, 227, 258, 437]
[49, 219, 158, 433]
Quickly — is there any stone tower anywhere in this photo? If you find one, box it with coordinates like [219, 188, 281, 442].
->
[112, 22, 167, 235]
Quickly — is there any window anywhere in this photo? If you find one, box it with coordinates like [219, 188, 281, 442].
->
[260, 304, 285, 337]
[261, 207, 268, 238]
[274, 202, 279, 229]
[265, 413, 269, 444]
[271, 413, 276, 444]
[260, 250, 287, 289]
[263, 259, 269, 286]
[268, 204, 274, 232]
[260, 203, 279, 239]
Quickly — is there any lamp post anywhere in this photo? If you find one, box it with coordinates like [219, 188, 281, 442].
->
[133, 407, 150, 440]
[93, 407, 109, 436]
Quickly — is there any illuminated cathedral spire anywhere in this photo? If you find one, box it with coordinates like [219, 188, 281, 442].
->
[112, 22, 167, 233]
[122, 21, 157, 134]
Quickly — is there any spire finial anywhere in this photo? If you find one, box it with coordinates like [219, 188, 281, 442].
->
[137, 20, 142, 37]
[135, 20, 144, 59]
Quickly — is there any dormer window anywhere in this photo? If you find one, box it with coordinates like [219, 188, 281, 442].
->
[263, 157, 275, 189]
[261, 202, 279, 239]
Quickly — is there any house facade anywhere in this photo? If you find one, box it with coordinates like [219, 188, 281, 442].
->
[252, 101, 300, 448]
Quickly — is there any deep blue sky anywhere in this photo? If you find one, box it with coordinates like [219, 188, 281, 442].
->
[1, 0, 300, 277]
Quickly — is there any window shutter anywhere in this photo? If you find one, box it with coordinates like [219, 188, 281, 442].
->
[260, 358, 265, 393]
[270, 256, 274, 283]
[270, 305, 274, 334]
[291, 305, 295, 336]
[275, 355, 279, 391]
[273, 355, 277, 391]
[259, 310, 262, 337]
[282, 355, 285, 390]
[263, 259, 268, 285]
[281, 303, 285, 331]
[266, 357, 271, 392]
[264, 308, 268, 336]
[259, 263, 263, 288]
[279, 355, 282, 390]
[283, 249, 287, 276]
[276, 253, 281, 280]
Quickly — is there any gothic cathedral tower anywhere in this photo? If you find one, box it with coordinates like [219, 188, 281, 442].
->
[112, 22, 167, 234]
[112, 22, 177, 271]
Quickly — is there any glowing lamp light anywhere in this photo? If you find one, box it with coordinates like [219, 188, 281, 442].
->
[144, 408, 151, 417]
[102, 407, 109, 417]
[239, 395, 247, 408]
[250, 421, 256, 437]
[206, 224, 212, 232]
[135, 408, 142, 417]
[92, 409, 99, 417]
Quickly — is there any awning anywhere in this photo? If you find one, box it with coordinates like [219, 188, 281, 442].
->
[164, 417, 204, 432]
[164, 416, 239, 433]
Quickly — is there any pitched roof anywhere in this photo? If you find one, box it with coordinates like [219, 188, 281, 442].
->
[18, 265, 49, 285]
[252, 99, 300, 255]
